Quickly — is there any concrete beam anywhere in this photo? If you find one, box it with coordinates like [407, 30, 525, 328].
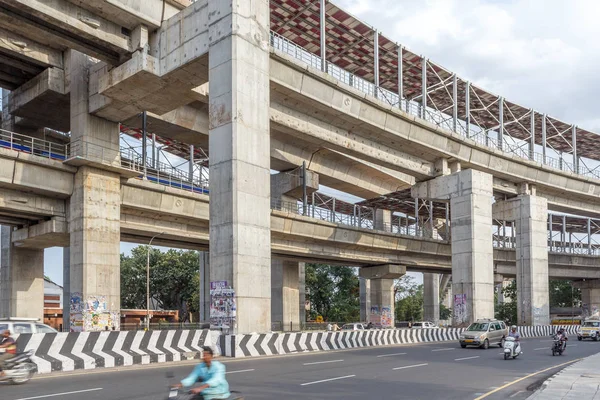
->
[91, 1, 209, 121]
[11, 217, 69, 248]
[0, 27, 63, 69]
[359, 264, 406, 280]
[8, 67, 69, 132]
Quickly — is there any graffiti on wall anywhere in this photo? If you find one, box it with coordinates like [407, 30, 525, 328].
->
[210, 281, 236, 330]
[380, 307, 392, 328]
[69, 293, 119, 332]
[454, 294, 468, 324]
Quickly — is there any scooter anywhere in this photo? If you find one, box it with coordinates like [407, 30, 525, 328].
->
[552, 335, 566, 356]
[0, 350, 37, 384]
[503, 336, 521, 360]
[165, 372, 244, 400]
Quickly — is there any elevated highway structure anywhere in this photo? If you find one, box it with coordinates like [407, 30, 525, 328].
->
[1, 0, 600, 333]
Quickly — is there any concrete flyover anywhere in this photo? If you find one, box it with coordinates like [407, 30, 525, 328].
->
[1, 0, 600, 335]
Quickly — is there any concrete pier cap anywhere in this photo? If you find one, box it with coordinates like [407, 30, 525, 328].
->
[359, 264, 406, 280]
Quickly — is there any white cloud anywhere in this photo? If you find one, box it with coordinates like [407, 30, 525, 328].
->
[335, 0, 600, 131]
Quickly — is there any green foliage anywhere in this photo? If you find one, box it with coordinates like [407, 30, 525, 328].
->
[305, 264, 359, 323]
[120, 246, 200, 320]
[440, 304, 452, 320]
[549, 280, 581, 308]
[395, 275, 423, 322]
[495, 280, 517, 325]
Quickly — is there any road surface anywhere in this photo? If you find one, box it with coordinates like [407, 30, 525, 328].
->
[3, 336, 597, 400]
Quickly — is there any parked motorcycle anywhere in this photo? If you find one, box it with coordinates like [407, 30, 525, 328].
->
[552, 335, 565, 356]
[503, 336, 521, 360]
[0, 350, 37, 384]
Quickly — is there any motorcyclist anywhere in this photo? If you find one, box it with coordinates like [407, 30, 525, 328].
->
[0, 330, 17, 378]
[556, 327, 568, 351]
[172, 346, 230, 399]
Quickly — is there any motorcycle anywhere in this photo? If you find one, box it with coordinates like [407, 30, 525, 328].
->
[0, 350, 37, 384]
[165, 372, 244, 400]
[552, 335, 566, 356]
[503, 336, 521, 360]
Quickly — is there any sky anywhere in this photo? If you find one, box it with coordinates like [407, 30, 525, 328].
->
[41, 0, 600, 285]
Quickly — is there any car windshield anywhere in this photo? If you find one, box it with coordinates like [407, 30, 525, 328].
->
[583, 321, 600, 327]
[467, 323, 489, 331]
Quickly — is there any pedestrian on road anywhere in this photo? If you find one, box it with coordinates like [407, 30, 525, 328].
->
[332, 323, 340, 332]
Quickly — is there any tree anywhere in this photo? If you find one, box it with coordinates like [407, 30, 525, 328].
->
[120, 246, 200, 321]
[395, 275, 423, 322]
[549, 280, 581, 308]
[495, 280, 517, 325]
[440, 304, 452, 320]
[305, 264, 359, 322]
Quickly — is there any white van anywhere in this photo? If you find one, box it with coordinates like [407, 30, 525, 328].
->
[0, 318, 58, 334]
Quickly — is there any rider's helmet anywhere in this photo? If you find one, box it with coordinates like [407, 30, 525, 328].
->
[511, 325, 517, 331]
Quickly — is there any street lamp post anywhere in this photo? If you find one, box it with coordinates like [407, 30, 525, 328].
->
[147, 232, 165, 330]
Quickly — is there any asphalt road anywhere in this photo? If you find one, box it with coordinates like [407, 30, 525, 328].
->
[2, 337, 598, 400]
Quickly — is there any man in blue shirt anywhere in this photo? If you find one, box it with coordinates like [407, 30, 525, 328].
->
[173, 346, 230, 399]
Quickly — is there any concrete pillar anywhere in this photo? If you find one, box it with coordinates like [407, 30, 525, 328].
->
[515, 195, 549, 325]
[208, 0, 271, 334]
[374, 209, 392, 231]
[573, 281, 600, 317]
[199, 251, 210, 321]
[412, 169, 495, 327]
[62, 247, 70, 331]
[360, 265, 405, 327]
[370, 279, 396, 327]
[68, 50, 121, 332]
[423, 273, 440, 324]
[0, 226, 44, 320]
[360, 277, 371, 322]
[271, 260, 300, 331]
[299, 263, 306, 325]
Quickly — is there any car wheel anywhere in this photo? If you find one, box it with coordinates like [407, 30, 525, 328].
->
[594, 337, 598, 342]
[578, 337, 582, 341]
[460, 344, 467, 348]
[481, 339, 489, 350]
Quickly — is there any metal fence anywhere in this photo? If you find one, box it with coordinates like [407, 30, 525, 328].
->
[0, 128, 67, 160]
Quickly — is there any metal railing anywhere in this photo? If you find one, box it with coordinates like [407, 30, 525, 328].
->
[270, 31, 600, 182]
[0, 128, 68, 160]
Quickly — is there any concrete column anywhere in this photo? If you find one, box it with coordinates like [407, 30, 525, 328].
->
[0, 226, 44, 320]
[360, 277, 371, 322]
[360, 265, 405, 327]
[208, 0, 271, 333]
[199, 251, 210, 322]
[573, 281, 600, 317]
[370, 279, 396, 327]
[423, 273, 440, 324]
[69, 50, 121, 332]
[374, 209, 392, 231]
[299, 263, 306, 326]
[271, 260, 300, 331]
[515, 195, 549, 325]
[62, 247, 70, 331]
[412, 169, 494, 327]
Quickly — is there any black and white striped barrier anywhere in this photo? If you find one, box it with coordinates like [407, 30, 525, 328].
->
[15, 330, 218, 374]
[221, 325, 580, 358]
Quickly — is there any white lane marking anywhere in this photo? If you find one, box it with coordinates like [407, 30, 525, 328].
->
[301, 375, 355, 386]
[431, 348, 454, 352]
[567, 344, 577, 347]
[303, 359, 344, 366]
[455, 356, 480, 361]
[393, 363, 428, 371]
[14, 388, 103, 400]
[227, 369, 255, 374]
[376, 352, 407, 358]
[534, 347, 546, 351]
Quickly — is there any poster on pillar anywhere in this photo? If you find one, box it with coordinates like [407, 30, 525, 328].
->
[210, 281, 236, 330]
[369, 306, 381, 327]
[69, 292, 84, 332]
[454, 294, 468, 324]
[381, 307, 392, 328]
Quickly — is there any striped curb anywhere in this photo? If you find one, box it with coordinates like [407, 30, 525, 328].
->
[222, 325, 579, 358]
[15, 329, 218, 374]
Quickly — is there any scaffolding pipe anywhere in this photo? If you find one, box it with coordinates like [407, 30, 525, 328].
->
[529, 110, 535, 161]
[319, 0, 326, 72]
[421, 57, 427, 119]
[374, 30, 379, 98]
[465, 81, 471, 137]
[542, 114, 547, 163]
[498, 97, 504, 151]
[452, 74, 458, 132]
[142, 111, 147, 177]
[562, 215, 567, 252]
[302, 161, 308, 216]
[572, 125, 578, 173]
[152, 133, 156, 169]
[588, 218, 592, 255]
[398, 44, 403, 108]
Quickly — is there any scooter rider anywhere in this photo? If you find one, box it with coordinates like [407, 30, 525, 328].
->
[0, 330, 17, 378]
[508, 325, 522, 354]
[172, 346, 230, 399]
